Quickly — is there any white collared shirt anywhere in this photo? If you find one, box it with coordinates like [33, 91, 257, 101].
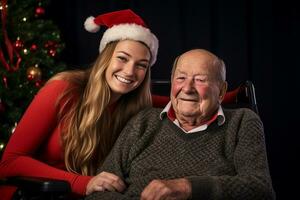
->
[159, 101, 225, 133]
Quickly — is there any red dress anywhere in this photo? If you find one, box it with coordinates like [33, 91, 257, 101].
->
[0, 80, 170, 199]
[0, 80, 91, 199]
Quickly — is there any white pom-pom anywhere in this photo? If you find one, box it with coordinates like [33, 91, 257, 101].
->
[84, 16, 100, 33]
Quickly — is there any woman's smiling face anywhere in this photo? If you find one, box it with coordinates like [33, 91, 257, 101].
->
[105, 40, 151, 101]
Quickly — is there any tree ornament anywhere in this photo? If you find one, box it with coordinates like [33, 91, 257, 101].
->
[44, 40, 57, 49]
[48, 48, 57, 57]
[30, 44, 38, 52]
[35, 80, 43, 88]
[35, 6, 45, 17]
[2, 76, 8, 88]
[26, 65, 42, 81]
[13, 38, 24, 51]
[44, 40, 59, 57]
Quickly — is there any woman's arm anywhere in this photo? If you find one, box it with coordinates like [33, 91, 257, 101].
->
[0, 80, 91, 195]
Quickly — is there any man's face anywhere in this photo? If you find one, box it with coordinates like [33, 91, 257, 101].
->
[171, 50, 225, 122]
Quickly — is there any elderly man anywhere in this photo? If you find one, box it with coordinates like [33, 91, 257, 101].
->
[86, 49, 275, 200]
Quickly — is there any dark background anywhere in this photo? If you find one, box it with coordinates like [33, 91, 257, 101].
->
[47, 0, 299, 199]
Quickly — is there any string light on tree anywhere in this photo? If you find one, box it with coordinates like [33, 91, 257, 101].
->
[0, 2, 8, 10]
[0, 142, 5, 152]
[22, 48, 29, 55]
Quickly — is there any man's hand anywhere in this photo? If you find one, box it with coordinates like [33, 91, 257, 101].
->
[140, 178, 192, 200]
[86, 171, 126, 195]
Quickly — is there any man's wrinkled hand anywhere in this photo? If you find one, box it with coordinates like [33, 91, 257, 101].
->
[140, 178, 191, 200]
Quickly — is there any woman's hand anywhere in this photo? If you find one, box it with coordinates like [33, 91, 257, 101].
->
[86, 171, 126, 195]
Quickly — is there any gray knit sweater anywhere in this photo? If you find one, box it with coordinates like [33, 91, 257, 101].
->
[86, 107, 275, 200]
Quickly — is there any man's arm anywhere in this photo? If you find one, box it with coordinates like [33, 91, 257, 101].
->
[186, 114, 275, 199]
[85, 108, 152, 200]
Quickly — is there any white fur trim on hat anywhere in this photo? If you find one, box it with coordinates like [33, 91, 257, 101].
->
[99, 23, 159, 66]
[84, 16, 100, 33]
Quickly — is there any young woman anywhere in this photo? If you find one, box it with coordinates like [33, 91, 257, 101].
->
[0, 9, 159, 199]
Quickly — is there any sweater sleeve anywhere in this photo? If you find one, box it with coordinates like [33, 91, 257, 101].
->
[85, 109, 151, 200]
[187, 112, 275, 200]
[0, 80, 92, 196]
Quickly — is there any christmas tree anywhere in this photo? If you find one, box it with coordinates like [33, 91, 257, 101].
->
[0, 0, 66, 156]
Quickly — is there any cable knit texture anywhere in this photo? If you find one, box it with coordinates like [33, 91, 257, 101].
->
[86, 107, 275, 200]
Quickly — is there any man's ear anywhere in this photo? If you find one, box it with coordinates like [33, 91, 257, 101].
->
[218, 81, 228, 103]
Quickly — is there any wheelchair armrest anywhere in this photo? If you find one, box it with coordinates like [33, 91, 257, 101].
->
[6, 176, 71, 193]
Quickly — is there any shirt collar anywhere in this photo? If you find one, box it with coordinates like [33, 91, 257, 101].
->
[160, 101, 225, 133]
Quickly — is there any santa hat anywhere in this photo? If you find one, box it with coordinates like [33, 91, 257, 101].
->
[84, 9, 159, 67]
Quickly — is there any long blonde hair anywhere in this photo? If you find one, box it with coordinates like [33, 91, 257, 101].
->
[48, 41, 152, 175]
